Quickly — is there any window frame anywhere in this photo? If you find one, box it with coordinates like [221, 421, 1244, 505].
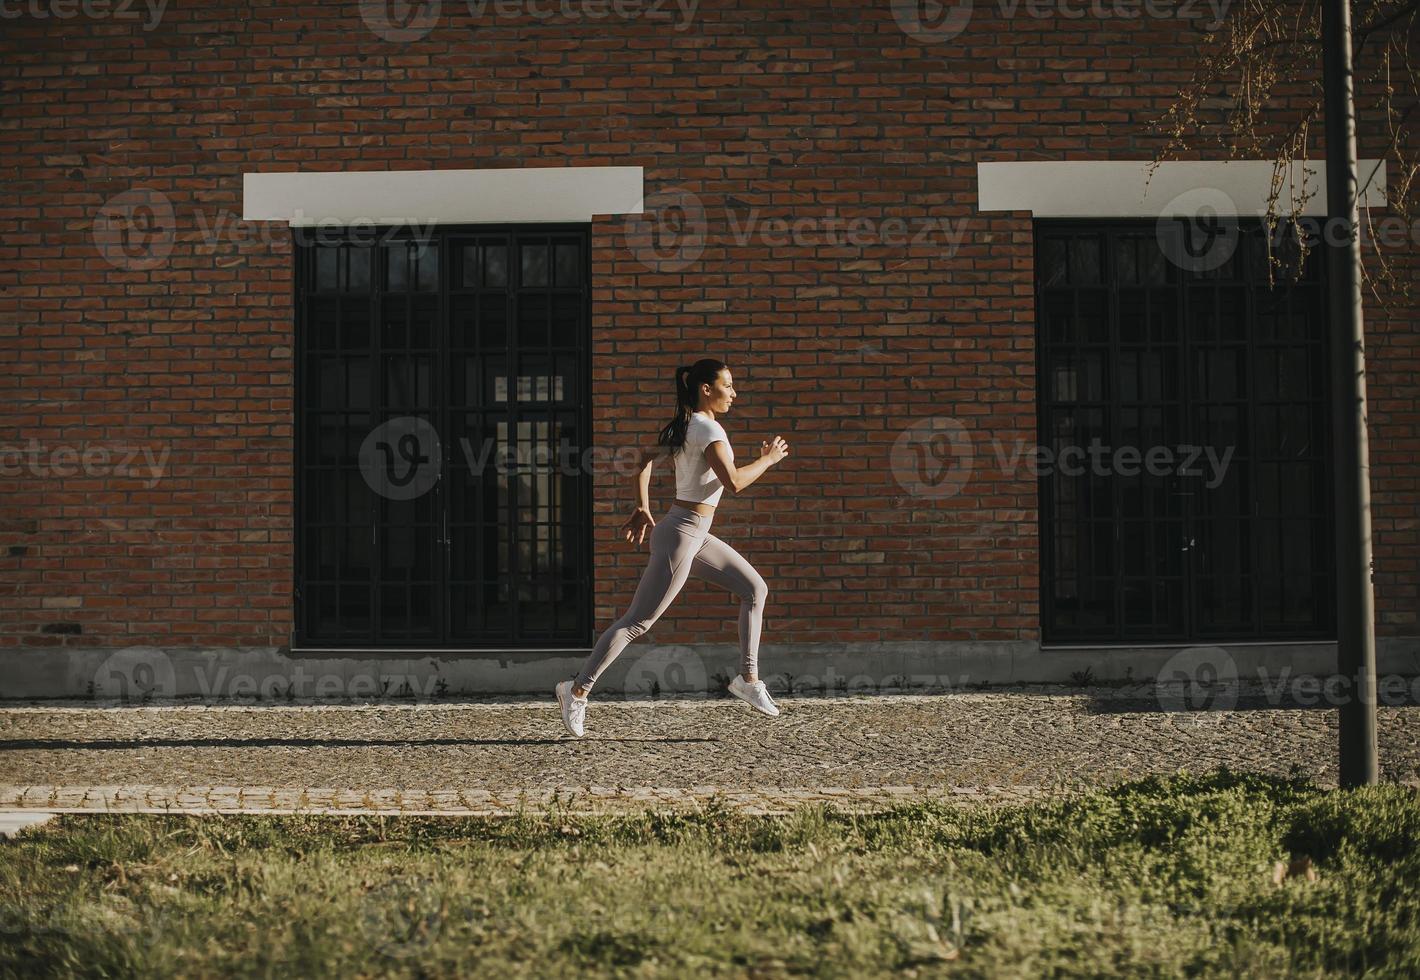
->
[1034, 217, 1337, 647]
[291, 222, 594, 651]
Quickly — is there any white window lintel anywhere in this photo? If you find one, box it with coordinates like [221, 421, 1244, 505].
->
[243, 165, 644, 226]
[977, 159, 1388, 217]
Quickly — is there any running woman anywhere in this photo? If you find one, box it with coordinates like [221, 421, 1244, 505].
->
[555, 358, 790, 737]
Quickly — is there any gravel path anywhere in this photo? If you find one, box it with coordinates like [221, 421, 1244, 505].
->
[2, 685, 1417, 815]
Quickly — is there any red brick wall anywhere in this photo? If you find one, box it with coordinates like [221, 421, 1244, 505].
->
[1, 0, 1415, 650]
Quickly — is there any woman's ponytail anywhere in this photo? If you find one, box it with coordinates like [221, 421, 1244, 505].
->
[657, 357, 726, 453]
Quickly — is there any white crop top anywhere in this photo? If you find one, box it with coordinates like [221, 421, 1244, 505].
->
[674, 411, 733, 505]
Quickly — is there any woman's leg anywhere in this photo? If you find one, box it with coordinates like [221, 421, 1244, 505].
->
[573, 513, 706, 697]
[689, 533, 769, 683]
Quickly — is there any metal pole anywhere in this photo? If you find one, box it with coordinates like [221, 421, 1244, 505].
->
[1321, 0, 1378, 786]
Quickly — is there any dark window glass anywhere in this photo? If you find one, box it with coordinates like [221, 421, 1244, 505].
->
[521, 243, 548, 287]
[484, 245, 508, 286]
[1036, 220, 1333, 644]
[297, 227, 591, 648]
[554, 242, 580, 285]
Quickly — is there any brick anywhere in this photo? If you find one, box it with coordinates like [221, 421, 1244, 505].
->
[0, 3, 1414, 656]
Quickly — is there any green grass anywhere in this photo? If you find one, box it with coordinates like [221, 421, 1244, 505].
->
[2, 768, 1418, 978]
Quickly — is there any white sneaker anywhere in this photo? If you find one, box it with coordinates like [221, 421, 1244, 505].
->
[727, 675, 780, 717]
[555, 680, 587, 737]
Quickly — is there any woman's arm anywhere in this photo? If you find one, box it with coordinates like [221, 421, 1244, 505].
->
[705, 435, 789, 496]
[632, 445, 660, 512]
[620, 445, 666, 546]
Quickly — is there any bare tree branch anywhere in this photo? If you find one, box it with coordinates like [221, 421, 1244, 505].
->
[1143, 0, 1419, 321]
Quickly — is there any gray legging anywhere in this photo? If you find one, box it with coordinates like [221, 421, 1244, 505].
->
[575, 504, 768, 695]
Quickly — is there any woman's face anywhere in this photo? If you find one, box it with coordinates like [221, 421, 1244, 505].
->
[699, 368, 735, 414]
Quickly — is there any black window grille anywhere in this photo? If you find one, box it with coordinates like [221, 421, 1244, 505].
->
[294, 224, 592, 648]
[1035, 219, 1335, 644]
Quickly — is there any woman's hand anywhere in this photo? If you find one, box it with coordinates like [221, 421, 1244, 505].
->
[760, 436, 790, 465]
[620, 506, 656, 546]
